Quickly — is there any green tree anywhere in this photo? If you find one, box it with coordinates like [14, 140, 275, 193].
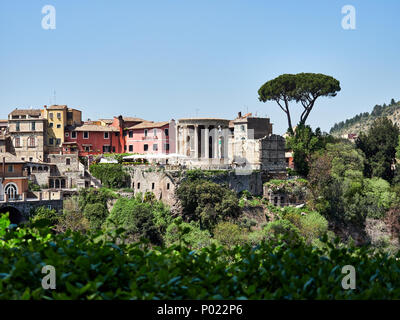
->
[176, 179, 240, 230]
[286, 124, 334, 176]
[89, 163, 129, 188]
[258, 73, 341, 133]
[356, 117, 399, 182]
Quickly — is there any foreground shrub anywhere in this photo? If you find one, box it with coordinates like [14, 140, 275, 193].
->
[2, 215, 400, 299]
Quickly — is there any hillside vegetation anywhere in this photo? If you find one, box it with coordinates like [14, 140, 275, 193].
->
[330, 99, 400, 137]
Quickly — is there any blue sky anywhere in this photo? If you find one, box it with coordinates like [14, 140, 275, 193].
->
[0, 0, 399, 134]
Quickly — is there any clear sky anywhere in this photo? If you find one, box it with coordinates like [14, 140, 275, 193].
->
[0, 0, 399, 134]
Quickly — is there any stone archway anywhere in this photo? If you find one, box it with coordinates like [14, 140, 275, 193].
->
[0, 206, 23, 224]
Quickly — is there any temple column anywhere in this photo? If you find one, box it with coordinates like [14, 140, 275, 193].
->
[175, 125, 180, 154]
[194, 125, 199, 159]
[183, 125, 188, 157]
[204, 126, 209, 159]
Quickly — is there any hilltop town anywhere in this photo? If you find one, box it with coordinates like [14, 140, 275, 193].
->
[0, 105, 289, 222]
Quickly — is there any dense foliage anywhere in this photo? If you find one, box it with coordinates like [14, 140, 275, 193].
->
[2, 214, 400, 299]
[356, 117, 399, 182]
[89, 163, 129, 188]
[286, 125, 335, 176]
[176, 178, 240, 230]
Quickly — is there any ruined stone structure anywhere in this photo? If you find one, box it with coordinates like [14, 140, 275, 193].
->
[126, 166, 266, 208]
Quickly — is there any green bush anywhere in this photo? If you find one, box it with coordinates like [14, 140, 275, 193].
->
[165, 218, 214, 249]
[83, 203, 108, 230]
[107, 195, 163, 245]
[213, 221, 246, 248]
[89, 164, 129, 188]
[176, 179, 240, 230]
[3, 214, 400, 299]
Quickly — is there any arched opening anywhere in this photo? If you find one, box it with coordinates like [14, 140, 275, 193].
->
[61, 179, 66, 189]
[5, 183, 18, 200]
[55, 179, 60, 189]
[0, 206, 23, 224]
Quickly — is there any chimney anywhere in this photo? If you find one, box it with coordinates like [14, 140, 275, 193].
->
[44, 105, 47, 109]
[238, 112, 242, 118]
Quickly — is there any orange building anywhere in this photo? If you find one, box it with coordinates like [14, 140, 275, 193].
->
[0, 153, 28, 201]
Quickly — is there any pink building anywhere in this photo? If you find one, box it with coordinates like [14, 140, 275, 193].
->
[124, 120, 176, 154]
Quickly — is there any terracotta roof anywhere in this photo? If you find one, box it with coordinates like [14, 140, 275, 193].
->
[73, 124, 119, 132]
[46, 105, 67, 110]
[123, 117, 145, 122]
[9, 109, 42, 117]
[0, 152, 25, 163]
[0, 120, 7, 123]
[127, 121, 169, 130]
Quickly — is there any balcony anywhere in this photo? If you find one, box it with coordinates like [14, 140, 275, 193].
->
[142, 136, 158, 140]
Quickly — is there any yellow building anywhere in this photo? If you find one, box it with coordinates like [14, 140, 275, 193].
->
[42, 105, 82, 149]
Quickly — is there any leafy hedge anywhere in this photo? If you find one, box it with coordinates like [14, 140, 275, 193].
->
[1, 214, 400, 299]
[89, 164, 129, 188]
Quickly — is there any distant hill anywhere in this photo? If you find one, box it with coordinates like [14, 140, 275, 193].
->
[330, 99, 400, 137]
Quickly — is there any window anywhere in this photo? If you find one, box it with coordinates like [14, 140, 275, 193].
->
[129, 145, 133, 152]
[7, 165, 13, 173]
[65, 132, 69, 137]
[124, 145, 127, 151]
[165, 143, 170, 151]
[49, 122, 54, 128]
[49, 138, 54, 145]
[112, 147, 116, 152]
[167, 183, 170, 190]
[103, 146, 111, 153]
[153, 144, 158, 151]
[21, 157, 25, 161]
[241, 125, 245, 131]
[71, 131, 77, 139]
[14, 137, 21, 148]
[67, 112, 73, 120]
[144, 144, 148, 151]
[137, 182, 140, 189]
[31, 122, 36, 131]
[123, 131, 127, 136]
[57, 112, 61, 119]
[104, 132, 109, 139]
[66, 158, 71, 165]
[83, 132, 89, 139]
[49, 113, 54, 120]
[84, 146, 91, 152]
[152, 183, 155, 190]
[16, 122, 20, 132]
[144, 129, 148, 137]
[115, 132, 119, 137]
[153, 128, 157, 136]
[56, 139, 61, 146]
[28, 136, 35, 147]
[164, 128, 169, 136]
[129, 131, 133, 138]
[57, 124, 61, 129]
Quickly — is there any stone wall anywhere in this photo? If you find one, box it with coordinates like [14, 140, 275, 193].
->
[126, 167, 266, 209]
